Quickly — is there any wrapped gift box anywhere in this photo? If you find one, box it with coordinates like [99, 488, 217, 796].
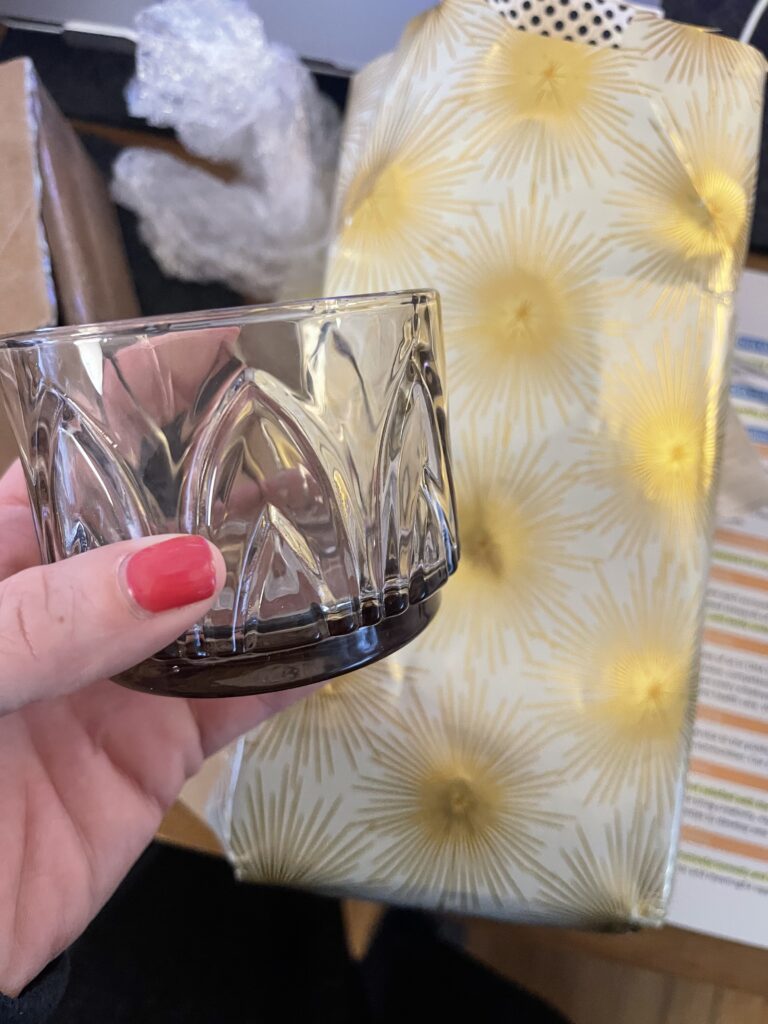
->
[210, 1, 766, 927]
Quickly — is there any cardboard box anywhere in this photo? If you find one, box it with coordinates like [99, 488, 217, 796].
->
[0, 56, 139, 469]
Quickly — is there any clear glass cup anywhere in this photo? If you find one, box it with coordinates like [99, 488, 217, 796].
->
[0, 291, 458, 696]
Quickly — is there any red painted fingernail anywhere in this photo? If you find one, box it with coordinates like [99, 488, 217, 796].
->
[124, 536, 218, 614]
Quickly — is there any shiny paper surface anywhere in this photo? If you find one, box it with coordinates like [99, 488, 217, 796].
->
[217, 1, 767, 926]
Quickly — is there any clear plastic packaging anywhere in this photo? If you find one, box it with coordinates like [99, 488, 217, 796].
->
[112, 0, 340, 300]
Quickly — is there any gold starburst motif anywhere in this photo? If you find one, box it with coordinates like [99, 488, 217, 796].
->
[641, 17, 767, 103]
[537, 806, 669, 927]
[455, 30, 642, 188]
[229, 767, 371, 888]
[335, 53, 393, 193]
[443, 199, 604, 431]
[356, 681, 564, 911]
[241, 663, 409, 782]
[535, 562, 698, 811]
[608, 99, 757, 308]
[397, 0, 499, 78]
[423, 431, 589, 667]
[327, 91, 477, 295]
[579, 331, 721, 559]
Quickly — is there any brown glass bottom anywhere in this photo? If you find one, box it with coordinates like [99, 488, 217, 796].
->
[113, 594, 440, 698]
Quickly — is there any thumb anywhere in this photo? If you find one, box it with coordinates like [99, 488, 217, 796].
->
[0, 535, 225, 715]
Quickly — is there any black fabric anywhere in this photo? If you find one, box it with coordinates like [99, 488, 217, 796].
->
[50, 842, 367, 1024]
[361, 909, 571, 1024]
[0, 954, 69, 1024]
[0, 842, 571, 1024]
[663, 0, 768, 252]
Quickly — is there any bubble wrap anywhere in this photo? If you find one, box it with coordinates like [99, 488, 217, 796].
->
[113, 0, 340, 300]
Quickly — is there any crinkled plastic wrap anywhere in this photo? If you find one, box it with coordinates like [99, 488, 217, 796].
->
[207, 1, 767, 927]
[112, 0, 340, 300]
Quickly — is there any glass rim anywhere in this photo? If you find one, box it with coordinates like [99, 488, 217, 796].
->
[0, 288, 440, 350]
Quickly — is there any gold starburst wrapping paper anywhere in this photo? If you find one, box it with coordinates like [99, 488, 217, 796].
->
[215, 1, 767, 927]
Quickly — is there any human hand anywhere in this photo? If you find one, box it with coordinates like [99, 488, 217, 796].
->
[0, 461, 309, 997]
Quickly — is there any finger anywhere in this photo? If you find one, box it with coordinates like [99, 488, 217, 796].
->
[0, 461, 39, 579]
[0, 534, 225, 716]
[0, 460, 29, 506]
[190, 682, 325, 758]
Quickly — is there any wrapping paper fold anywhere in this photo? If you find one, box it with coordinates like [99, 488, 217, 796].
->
[209, 0, 767, 927]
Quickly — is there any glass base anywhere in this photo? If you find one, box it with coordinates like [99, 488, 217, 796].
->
[113, 594, 441, 698]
